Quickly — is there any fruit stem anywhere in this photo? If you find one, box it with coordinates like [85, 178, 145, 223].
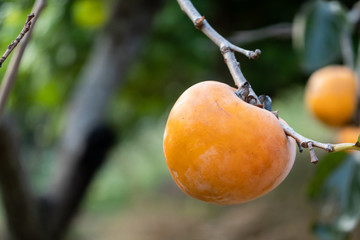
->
[280, 120, 360, 163]
[332, 143, 360, 152]
[280, 121, 332, 164]
[280, 121, 333, 152]
[176, 0, 261, 106]
[308, 142, 318, 164]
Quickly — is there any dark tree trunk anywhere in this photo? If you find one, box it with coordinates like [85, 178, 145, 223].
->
[41, 0, 164, 239]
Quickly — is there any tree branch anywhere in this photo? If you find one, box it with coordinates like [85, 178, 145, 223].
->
[177, 0, 360, 163]
[42, 0, 163, 239]
[40, 125, 115, 240]
[0, 1, 47, 240]
[0, 14, 34, 68]
[280, 122, 334, 152]
[348, 1, 360, 25]
[229, 23, 292, 44]
[353, 2, 360, 79]
[340, 27, 355, 69]
[177, 0, 261, 105]
[0, 0, 46, 119]
[0, 122, 44, 240]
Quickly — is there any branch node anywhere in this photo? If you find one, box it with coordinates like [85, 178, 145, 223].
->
[296, 141, 303, 153]
[220, 45, 231, 54]
[248, 49, 262, 59]
[0, 12, 35, 68]
[27, 13, 35, 20]
[235, 82, 250, 100]
[308, 142, 319, 164]
[271, 110, 279, 118]
[7, 42, 15, 49]
[301, 141, 309, 148]
[259, 95, 272, 111]
[194, 16, 205, 29]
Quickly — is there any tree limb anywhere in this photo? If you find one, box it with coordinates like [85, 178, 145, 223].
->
[229, 23, 292, 44]
[0, 121, 44, 240]
[0, 13, 34, 68]
[40, 124, 115, 240]
[340, 27, 355, 69]
[177, 0, 261, 105]
[0, 0, 46, 119]
[42, 0, 163, 239]
[0, 1, 46, 240]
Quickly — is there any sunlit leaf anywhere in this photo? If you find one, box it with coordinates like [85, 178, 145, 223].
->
[72, 0, 108, 28]
[33, 81, 61, 108]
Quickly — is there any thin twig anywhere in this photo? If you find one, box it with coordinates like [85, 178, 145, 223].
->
[280, 121, 334, 152]
[178, 0, 360, 163]
[354, 2, 360, 80]
[229, 23, 292, 44]
[0, 13, 35, 68]
[348, 1, 360, 25]
[0, 1, 47, 240]
[340, 27, 354, 69]
[356, 40, 360, 82]
[308, 142, 319, 164]
[280, 120, 360, 163]
[0, 0, 46, 119]
[177, 0, 261, 105]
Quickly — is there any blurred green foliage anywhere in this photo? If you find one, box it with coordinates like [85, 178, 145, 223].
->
[308, 151, 347, 199]
[0, 0, 360, 239]
[293, 0, 348, 73]
[313, 153, 360, 239]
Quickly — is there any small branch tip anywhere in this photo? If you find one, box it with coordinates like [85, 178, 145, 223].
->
[248, 49, 261, 59]
[235, 82, 250, 100]
[28, 13, 35, 18]
[195, 16, 205, 29]
[308, 142, 319, 164]
[271, 110, 279, 118]
[296, 141, 303, 153]
[0, 12, 35, 68]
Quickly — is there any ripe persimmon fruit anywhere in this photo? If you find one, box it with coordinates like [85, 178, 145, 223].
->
[163, 81, 296, 205]
[305, 65, 358, 126]
[336, 126, 360, 143]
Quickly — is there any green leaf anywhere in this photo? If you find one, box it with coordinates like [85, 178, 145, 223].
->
[308, 151, 347, 199]
[72, 0, 108, 28]
[313, 153, 360, 237]
[293, 0, 348, 73]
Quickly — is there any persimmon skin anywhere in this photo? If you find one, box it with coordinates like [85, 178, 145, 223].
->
[163, 81, 296, 205]
[305, 65, 358, 126]
[336, 126, 360, 143]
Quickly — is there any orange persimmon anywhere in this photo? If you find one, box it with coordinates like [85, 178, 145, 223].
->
[163, 81, 296, 205]
[336, 126, 360, 143]
[305, 65, 358, 126]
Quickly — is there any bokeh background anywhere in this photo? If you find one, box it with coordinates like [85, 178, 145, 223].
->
[0, 0, 359, 239]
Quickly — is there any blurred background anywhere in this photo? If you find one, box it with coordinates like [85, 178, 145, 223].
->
[0, 0, 359, 239]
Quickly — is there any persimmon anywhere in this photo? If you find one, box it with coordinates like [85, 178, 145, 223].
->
[163, 81, 296, 205]
[305, 65, 358, 126]
[336, 126, 360, 143]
